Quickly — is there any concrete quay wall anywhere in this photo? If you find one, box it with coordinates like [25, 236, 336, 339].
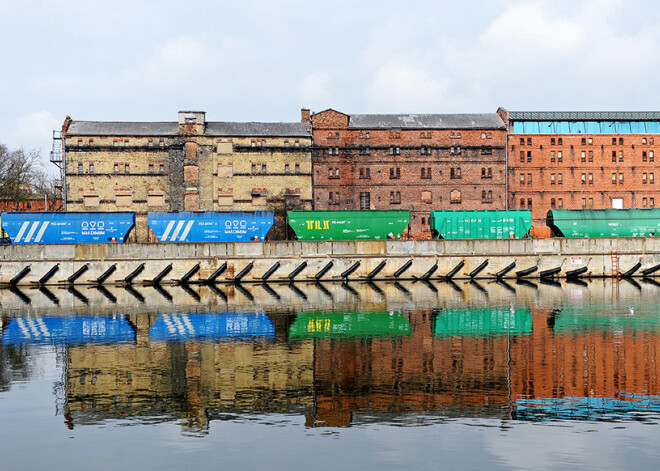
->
[0, 238, 659, 287]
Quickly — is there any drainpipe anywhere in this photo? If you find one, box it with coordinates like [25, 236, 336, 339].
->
[505, 122, 509, 210]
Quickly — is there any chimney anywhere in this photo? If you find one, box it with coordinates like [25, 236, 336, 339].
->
[301, 108, 311, 122]
[62, 116, 72, 134]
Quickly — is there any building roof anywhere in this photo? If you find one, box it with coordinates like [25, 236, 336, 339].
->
[508, 111, 660, 121]
[66, 121, 310, 137]
[347, 113, 505, 129]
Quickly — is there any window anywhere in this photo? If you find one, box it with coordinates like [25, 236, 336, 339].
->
[651, 198, 656, 208]
[588, 173, 593, 185]
[89, 163, 94, 174]
[360, 146, 370, 155]
[389, 131, 401, 139]
[582, 198, 587, 209]
[612, 151, 617, 162]
[619, 138, 624, 145]
[581, 151, 586, 162]
[421, 191, 432, 203]
[520, 138, 525, 145]
[285, 164, 291, 174]
[520, 151, 525, 163]
[643, 173, 648, 184]
[124, 163, 130, 174]
[643, 137, 648, 145]
[113, 139, 118, 147]
[261, 163, 267, 174]
[520, 198, 525, 208]
[558, 198, 563, 208]
[360, 192, 371, 210]
[450, 168, 461, 179]
[581, 173, 586, 185]
[520, 174, 525, 185]
[612, 137, 617, 145]
[643, 198, 648, 208]
[390, 191, 401, 204]
[651, 151, 655, 162]
[527, 137, 532, 145]
[527, 173, 532, 184]
[159, 163, 165, 174]
[148, 139, 154, 147]
[252, 163, 257, 175]
[251, 140, 256, 147]
[159, 139, 165, 147]
[589, 151, 593, 162]
[651, 173, 655, 184]
[261, 140, 266, 147]
[619, 151, 624, 162]
[481, 167, 492, 179]
[450, 189, 462, 204]
[420, 146, 432, 155]
[389, 146, 400, 155]
[359, 168, 371, 179]
[557, 151, 563, 162]
[551, 198, 556, 209]
[481, 147, 492, 155]
[581, 138, 586, 145]
[612, 173, 617, 184]
[390, 167, 401, 179]
[148, 163, 154, 174]
[77, 139, 83, 147]
[550, 151, 555, 162]
[528, 198, 532, 208]
[124, 140, 129, 147]
[421, 167, 431, 179]
[558, 138, 563, 145]
[643, 151, 648, 162]
[295, 163, 301, 174]
[329, 191, 340, 205]
[482, 190, 493, 203]
[78, 163, 83, 174]
[114, 163, 119, 174]
[586, 137, 592, 145]
[527, 151, 532, 162]
[551, 174, 556, 185]
[551, 138, 556, 145]
[619, 173, 624, 184]
[589, 198, 593, 208]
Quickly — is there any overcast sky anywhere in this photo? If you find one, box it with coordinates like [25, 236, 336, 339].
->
[2, 0, 660, 172]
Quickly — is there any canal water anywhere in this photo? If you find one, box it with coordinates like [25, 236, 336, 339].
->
[0, 279, 658, 470]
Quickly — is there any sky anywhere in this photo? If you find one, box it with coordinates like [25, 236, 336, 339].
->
[2, 0, 660, 174]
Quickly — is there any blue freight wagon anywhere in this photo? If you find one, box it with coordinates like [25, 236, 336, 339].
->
[148, 211, 274, 243]
[1, 315, 136, 345]
[0, 211, 135, 244]
[149, 313, 275, 341]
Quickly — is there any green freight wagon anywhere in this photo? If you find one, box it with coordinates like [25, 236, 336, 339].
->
[429, 210, 532, 239]
[287, 210, 409, 241]
[547, 209, 660, 238]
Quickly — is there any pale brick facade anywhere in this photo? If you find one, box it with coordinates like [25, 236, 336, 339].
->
[62, 111, 313, 241]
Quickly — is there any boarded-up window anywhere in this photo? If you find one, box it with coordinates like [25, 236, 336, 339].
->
[116, 194, 133, 207]
[252, 195, 267, 206]
[218, 163, 233, 177]
[217, 142, 233, 154]
[450, 189, 461, 204]
[147, 194, 165, 207]
[218, 195, 233, 206]
[421, 191, 432, 203]
[83, 194, 100, 207]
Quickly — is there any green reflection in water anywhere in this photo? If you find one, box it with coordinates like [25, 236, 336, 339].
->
[433, 308, 533, 337]
[553, 309, 660, 333]
[289, 311, 411, 339]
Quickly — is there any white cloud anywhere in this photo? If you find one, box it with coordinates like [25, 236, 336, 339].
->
[298, 71, 337, 108]
[16, 110, 60, 142]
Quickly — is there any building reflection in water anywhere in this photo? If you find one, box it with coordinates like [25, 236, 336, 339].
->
[0, 279, 657, 434]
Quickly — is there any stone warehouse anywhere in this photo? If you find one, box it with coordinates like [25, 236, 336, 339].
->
[310, 109, 507, 237]
[61, 111, 313, 240]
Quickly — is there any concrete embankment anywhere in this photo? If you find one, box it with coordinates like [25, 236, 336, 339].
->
[1, 238, 659, 287]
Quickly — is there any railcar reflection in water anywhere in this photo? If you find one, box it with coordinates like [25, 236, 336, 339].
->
[0, 279, 659, 470]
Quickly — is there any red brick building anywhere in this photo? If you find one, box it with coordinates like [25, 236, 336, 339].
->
[310, 109, 507, 237]
[500, 109, 660, 225]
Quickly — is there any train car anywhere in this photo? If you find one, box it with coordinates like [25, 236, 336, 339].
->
[0, 211, 135, 244]
[287, 210, 409, 241]
[149, 313, 275, 341]
[429, 210, 532, 239]
[148, 211, 274, 243]
[547, 209, 660, 237]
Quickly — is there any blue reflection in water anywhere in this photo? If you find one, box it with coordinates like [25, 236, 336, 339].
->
[1, 315, 135, 345]
[516, 395, 660, 421]
[149, 313, 275, 341]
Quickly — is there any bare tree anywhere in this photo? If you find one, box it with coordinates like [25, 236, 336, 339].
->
[0, 144, 55, 210]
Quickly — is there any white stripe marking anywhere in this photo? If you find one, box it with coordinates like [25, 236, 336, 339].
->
[24, 222, 40, 243]
[34, 221, 50, 243]
[15, 221, 30, 242]
[170, 221, 185, 241]
[179, 221, 194, 241]
[160, 221, 175, 242]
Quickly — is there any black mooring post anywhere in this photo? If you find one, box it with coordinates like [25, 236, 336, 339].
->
[315, 261, 334, 280]
[516, 266, 538, 278]
[620, 262, 642, 279]
[367, 261, 387, 280]
[206, 262, 227, 284]
[288, 261, 308, 280]
[445, 260, 465, 280]
[262, 262, 281, 281]
[496, 262, 516, 279]
[341, 261, 361, 279]
[420, 263, 438, 281]
[180, 264, 201, 284]
[152, 264, 173, 284]
[394, 259, 413, 278]
[10, 266, 31, 286]
[234, 262, 254, 282]
[469, 260, 489, 279]
[68, 264, 89, 284]
[124, 263, 145, 284]
[96, 264, 117, 284]
[565, 266, 588, 278]
[39, 264, 60, 285]
[642, 263, 660, 276]
[540, 267, 561, 278]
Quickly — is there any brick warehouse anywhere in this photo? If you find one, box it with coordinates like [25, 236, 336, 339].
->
[310, 109, 507, 237]
[61, 111, 313, 241]
[500, 109, 660, 225]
